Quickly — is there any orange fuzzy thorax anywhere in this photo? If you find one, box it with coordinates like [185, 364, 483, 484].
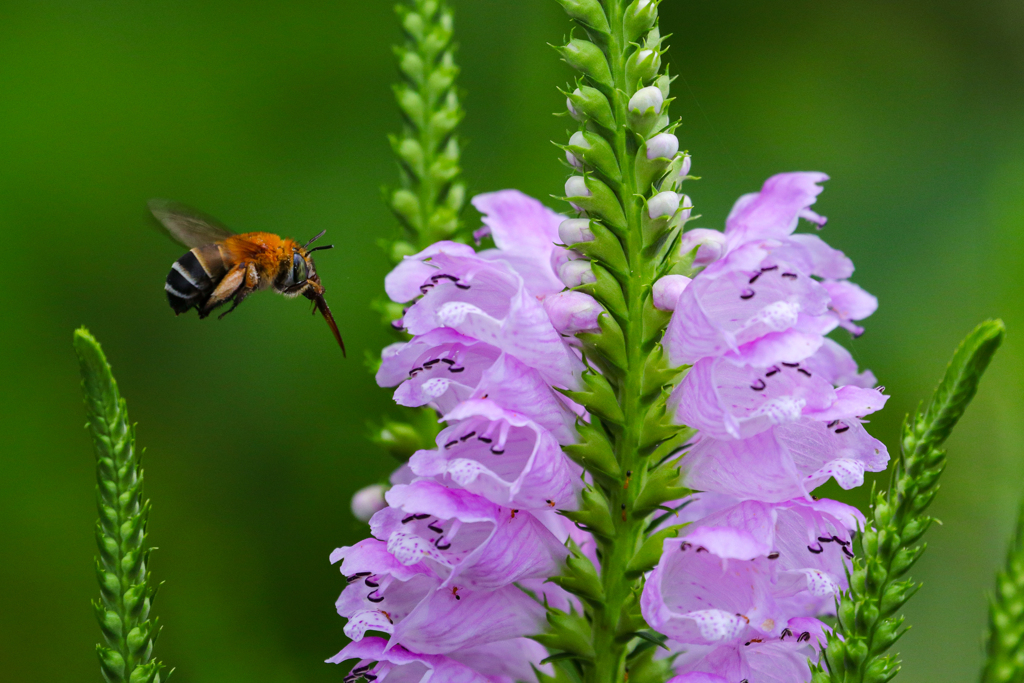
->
[222, 232, 301, 280]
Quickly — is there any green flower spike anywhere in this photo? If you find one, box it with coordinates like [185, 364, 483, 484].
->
[540, 1, 695, 682]
[981, 494, 1024, 683]
[368, 0, 467, 466]
[814, 319, 1005, 683]
[74, 327, 169, 683]
[385, 0, 467, 263]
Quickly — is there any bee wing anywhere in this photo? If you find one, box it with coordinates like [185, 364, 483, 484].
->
[149, 199, 235, 248]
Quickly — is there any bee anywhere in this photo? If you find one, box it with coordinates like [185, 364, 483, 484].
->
[150, 199, 345, 355]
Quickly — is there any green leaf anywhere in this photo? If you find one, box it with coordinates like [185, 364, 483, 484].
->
[625, 524, 686, 577]
[981, 494, 1024, 683]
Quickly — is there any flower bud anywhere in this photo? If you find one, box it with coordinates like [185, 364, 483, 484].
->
[628, 86, 664, 115]
[567, 95, 582, 121]
[566, 131, 589, 169]
[559, 218, 595, 245]
[626, 49, 661, 89]
[544, 291, 604, 334]
[560, 39, 613, 89]
[565, 176, 592, 199]
[680, 228, 727, 266]
[646, 132, 678, 160]
[351, 484, 388, 522]
[648, 191, 681, 219]
[624, 0, 659, 43]
[653, 274, 692, 311]
[555, 0, 611, 34]
[679, 154, 692, 179]
[567, 87, 616, 129]
[679, 194, 693, 221]
[559, 259, 597, 287]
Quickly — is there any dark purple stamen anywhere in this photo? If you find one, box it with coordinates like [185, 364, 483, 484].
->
[441, 358, 456, 365]
[751, 379, 766, 391]
[352, 664, 371, 674]
[740, 289, 755, 300]
[818, 536, 834, 543]
[449, 366, 465, 373]
[460, 431, 476, 442]
[423, 359, 441, 367]
[767, 551, 780, 560]
[478, 436, 493, 443]
[827, 420, 839, 428]
[808, 543, 824, 554]
[455, 283, 471, 290]
[782, 272, 798, 279]
[364, 675, 377, 681]
[843, 546, 855, 559]
[798, 368, 812, 377]
[444, 440, 458, 449]
[419, 284, 434, 294]
[364, 578, 379, 587]
[391, 320, 404, 330]
[749, 273, 762, 284]
[766, 366, 780, 377]
[761, 265, 779, 272]
[797, 632, 811, 643]
[782, 362, 799, 368]
[428, 523, 444, 533]
[780, 628, 792, 640]
[681, 542, 693, 551]
[431, 274, 459, 283]
[435, 539, 452, 550]
[833, 535, 849, 546]
[835, 424, 850, 434]
[367, 591, 384, 603]
[696, 546, 708, 553]
[490, 448, 505, 455]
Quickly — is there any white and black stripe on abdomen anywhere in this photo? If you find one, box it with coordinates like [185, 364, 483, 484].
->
[165, 248, 223, 314]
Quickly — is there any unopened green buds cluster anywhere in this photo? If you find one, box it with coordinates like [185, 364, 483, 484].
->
[74, 328, 168, 683]
[817, 320, 1005, 683]
[386, 0, 466, 260]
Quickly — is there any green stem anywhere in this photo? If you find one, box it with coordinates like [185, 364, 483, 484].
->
[981, 493, 1024, 683]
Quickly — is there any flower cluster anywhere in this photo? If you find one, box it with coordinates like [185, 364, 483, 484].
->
[640, 173, 890, 682]
[331, 191, 596, 681]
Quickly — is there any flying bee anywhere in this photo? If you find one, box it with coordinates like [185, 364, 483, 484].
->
[150, 199, 345, 355]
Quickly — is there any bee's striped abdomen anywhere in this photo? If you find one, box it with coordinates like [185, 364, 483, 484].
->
[165, 247, 226, 315]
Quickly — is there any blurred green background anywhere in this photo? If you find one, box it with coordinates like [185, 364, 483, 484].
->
[0, 0, 1021, 680]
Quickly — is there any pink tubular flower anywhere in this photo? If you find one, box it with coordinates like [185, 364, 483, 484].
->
[410, 400, 583, 510]
[666, 172, 874, 367]
[667, 617, 828, 683]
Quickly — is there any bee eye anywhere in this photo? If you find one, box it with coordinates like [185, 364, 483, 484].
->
[292, 254, 308, 284]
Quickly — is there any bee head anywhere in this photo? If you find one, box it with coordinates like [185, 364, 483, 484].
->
[277, 231, 333, 298]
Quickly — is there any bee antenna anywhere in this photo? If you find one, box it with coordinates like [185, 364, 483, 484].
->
[307, 244, 335, 254]
[303, 229, 328, 249]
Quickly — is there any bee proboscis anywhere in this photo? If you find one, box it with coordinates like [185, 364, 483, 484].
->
[151, 199, 346, 355]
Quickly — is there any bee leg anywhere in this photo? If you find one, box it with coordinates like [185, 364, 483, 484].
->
[200, 263, 246, 319]
[217, 263, 261, 319]
[217, 288, 253, 320]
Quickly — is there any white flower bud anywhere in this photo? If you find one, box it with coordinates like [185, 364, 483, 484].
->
[566, 131, 590, 169]
[653, 275, 693, 311]
[628, 85, 664, 114]
[680, 194, 694, 222]
[646, 133, 679, 161]
[350, 484, 388, 522]
[648, 191, 681, 219]
[559, 218, 595, 245]
[544, 291, 604, 334]
[565, 176, 592, 198]
[679, 154, 692, 179]
[567, 90, 583, 121]
[559, 259, 597, 288]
